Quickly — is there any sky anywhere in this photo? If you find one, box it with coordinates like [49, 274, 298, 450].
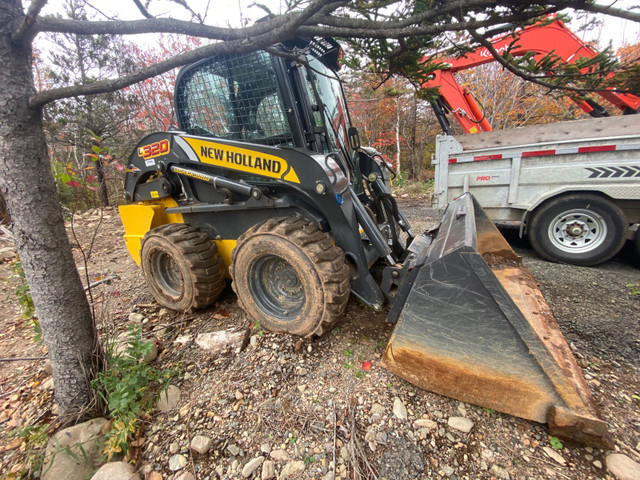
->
[39, 0, 639, 49]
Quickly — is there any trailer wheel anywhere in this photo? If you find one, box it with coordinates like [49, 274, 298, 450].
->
[230, 217, 350, 337]
[528, 194, 627, 266]
[140, 224, 226, 311]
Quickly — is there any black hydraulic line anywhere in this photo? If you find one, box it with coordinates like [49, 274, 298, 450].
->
[431, 99, 454, 135]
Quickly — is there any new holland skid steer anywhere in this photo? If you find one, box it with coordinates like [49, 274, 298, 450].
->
[119, 37, 610, 446]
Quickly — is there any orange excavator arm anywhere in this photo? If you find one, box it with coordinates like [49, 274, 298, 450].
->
[425, 18, 640, 134]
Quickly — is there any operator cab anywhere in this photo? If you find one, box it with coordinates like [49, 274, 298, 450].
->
[174, 37, 356, 175]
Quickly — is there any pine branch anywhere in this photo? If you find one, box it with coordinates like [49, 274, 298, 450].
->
[466, 27, 628, 95]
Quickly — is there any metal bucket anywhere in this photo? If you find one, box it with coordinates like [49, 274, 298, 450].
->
[382, 193, 610, 447]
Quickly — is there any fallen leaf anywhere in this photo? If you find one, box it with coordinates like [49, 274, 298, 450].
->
[362, 361, 372, 371]
[0, 438, 22, 452]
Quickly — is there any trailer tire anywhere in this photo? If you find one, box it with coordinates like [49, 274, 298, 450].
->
[140, 224, 226, 311]
[528, 194, 627, 266]
[230, 217, 350, 338]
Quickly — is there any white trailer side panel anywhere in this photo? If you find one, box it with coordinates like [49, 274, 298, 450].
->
[433, 116, 640, 226]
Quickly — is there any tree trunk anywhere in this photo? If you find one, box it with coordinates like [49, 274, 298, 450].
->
[0, 2, 97, 418]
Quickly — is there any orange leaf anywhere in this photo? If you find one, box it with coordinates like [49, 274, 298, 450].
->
[213, 309, 230, 319]
[362, 361, 372, 371]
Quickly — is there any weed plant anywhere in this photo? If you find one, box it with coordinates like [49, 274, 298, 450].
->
[92, 324, 175, 460]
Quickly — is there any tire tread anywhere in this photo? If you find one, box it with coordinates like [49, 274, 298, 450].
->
[142, 224, 226, 310]
[231, 217, 350, 337]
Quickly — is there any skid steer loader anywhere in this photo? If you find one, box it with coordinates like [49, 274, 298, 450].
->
[119, 37, 610, 447]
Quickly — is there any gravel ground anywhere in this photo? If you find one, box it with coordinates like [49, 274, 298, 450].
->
[1, 201, 639, 480]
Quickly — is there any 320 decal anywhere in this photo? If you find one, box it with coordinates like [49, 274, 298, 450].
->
[138, 139, 170, 159]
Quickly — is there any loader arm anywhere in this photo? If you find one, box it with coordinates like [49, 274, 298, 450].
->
[424, 17, 640, 134]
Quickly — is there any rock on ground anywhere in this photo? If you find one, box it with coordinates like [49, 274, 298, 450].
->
[175, 472, 196, 480]
[606, 453, 640, 480]
[190, 435, 213, 454]
[156, 385, 181, 412]
[392, 397, 407, 420]
[92, 462, 141, 480]
[195, 327, 249, 354]
[242, 456, 265, 477]
[542, 446, 566, 466]
[279, 460, 305, 479]
[261, 459, 276, 480]
[41, 417, 108, 480]
[447, 416, 474, 433]
[169, 453, 188, 471]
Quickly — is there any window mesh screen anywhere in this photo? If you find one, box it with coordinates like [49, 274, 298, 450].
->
[176, 51, 292, 144]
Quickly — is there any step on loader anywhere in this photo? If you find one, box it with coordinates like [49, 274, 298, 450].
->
[119, 37, 611, 447]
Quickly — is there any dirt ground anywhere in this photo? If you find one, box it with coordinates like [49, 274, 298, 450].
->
[0, 197, 639, 479]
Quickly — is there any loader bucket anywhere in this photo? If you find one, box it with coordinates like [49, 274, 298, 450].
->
[382, 193, 611, 447]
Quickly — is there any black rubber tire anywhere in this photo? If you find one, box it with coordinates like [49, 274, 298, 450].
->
[635, 228, 640, 260]
[230, 217, 350, 337]
[140, 223, 226, 311]
[528, 194, 628, 266]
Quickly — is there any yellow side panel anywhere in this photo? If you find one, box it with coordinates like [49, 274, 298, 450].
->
[118, 198, 184, 266]
[182, 137, 300, 184]
[214, 239, 236, 278]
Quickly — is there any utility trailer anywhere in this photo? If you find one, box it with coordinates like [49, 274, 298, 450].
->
[432, 115, 640, 265]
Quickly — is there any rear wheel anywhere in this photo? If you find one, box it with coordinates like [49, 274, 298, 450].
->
[528, 194, 627, 266]
[230, 217, 350, 337]
[140, 224, 226, 311]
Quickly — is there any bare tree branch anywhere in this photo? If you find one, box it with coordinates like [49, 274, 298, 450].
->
[549, 1, 640, 23]
[297, 9, 563, 39]
[170, 0, 205, 23]
[132, 0, 153, 19]
[26, 0, 640, 108]
[11, 0, 48, 45]
[29, 0, 338, 108]
[79, 0, 117, 20]
[34, 10, 288, 39]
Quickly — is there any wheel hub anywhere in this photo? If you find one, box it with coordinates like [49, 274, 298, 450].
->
[565, 221, 588, 238]
[250, 255, 305, 320]
[151, 251, 183, 298]
[548, 209, 607, 254]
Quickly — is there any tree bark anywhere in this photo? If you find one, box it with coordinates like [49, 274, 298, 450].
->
[0, 1, 97, 418]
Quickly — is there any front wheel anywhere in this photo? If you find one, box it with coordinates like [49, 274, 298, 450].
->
[528, 194, 628, 266]
[230, 217, 350, 337]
